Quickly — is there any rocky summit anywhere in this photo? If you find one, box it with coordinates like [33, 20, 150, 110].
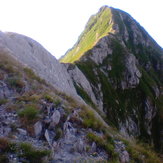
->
[0, 6, 163, 163]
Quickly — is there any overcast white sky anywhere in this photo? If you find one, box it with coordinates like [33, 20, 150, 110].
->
[0, 0, 162, 58]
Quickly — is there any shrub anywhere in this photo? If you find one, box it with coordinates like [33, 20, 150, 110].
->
[126, 143, 162, 163]
[7, 77, 25, 92]
[80, 106, 103, 131]
[54, 98, 61, 107]
[0, 137, 10, 152]
[0, 155, 9, 163]
[43, 94, 54, 103]
[87, 132, 118, 160]
[54, 128, 62, 140]
[23, 67, 46, 84]
[16, 94, 40, 103]
[19, 142, 51, 163]
[6, 104, 18, 112]
[18, 105, 39, 121]
[0, 73, 4, 80]
[0, 99, 8, 106]
[0, 62, 15, 74]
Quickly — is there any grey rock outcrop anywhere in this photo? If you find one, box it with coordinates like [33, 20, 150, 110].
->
[0, 32, 79, 99]
[0, 81, 13, 98]
[115, 140, 130, 163]
[123, 53, 141, 88]
[89, 36, 113, 65]
[120, 117, 140, 137]
[45, 129, 53, 147]
[34, 121, 43, 138]
[90, 142, 97, 153]
[65, 64, 100, 108]
[17, 128, 27, 136]
[144, 98, 157, 135]
[50, 110, 61, 126]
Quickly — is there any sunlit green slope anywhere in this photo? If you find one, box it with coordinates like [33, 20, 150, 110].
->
[60, 6, 114, 63]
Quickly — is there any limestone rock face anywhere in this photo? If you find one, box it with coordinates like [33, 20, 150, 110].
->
[144, 98, 157, 135]
[88, 36, 113, 65]
[123, 53, 141, 89]
[64, 64, 99, 108]
[0, 32, 77, 98]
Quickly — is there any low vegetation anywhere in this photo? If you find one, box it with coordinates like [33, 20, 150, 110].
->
[19, 142, 51, 163]
[0, 99, 8, 106]
[23, 67, 46, 85]
[18, 104, 39, 121]
[79, 105, 103, 131]
[6, 77, 25, 92]
[87, 132, 118, 161]
[126, 142, 162, 163]
[0, 138, 51, 163]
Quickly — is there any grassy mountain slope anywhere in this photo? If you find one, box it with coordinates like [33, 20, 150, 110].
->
[60, 6, 114, 63]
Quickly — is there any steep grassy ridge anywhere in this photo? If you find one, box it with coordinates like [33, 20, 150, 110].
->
[60, 6, 114, 63]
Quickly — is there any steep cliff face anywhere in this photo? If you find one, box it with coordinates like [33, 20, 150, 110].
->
[0, 32, 79, 99]
[61, 6, 163, 151]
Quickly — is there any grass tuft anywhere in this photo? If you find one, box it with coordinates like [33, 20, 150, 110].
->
[18, 104, 39, 121]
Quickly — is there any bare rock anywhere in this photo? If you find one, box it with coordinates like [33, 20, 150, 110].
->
[51, 110, 61, 126]
[74, 138, 86, 153]
[44, 129, 52, 147]
[34, 121, 42, 138]
[65, 64, 98, 108]
[17, 128, 27, 136]
[144, 98, 157, 135]
[90, 36, 113, 64]
[90, 142, 97, 153]
[0, 31, 81, 101]
[63, 121, 76, 142]
[124, 53, 141, 88]
[0, 81, 13, 98]
[115, 140, 130, 163]
[120, 151, 130, 163]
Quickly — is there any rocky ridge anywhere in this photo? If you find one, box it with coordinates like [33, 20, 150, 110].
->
[61, 6, 163, 153]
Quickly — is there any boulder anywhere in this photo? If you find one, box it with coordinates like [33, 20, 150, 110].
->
[49, 110, 61, 128]
[17, 128, 27, 136]
[44, 129, 51, 147]
[51, 110, 61, 125]
[44, 129, 55, 147]
[90, 142, 97, 153]
[34, 121, 42, 137]
[74, 138, 85, 153]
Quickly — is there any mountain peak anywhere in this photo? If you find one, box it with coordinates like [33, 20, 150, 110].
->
[61, 6, 163, 153]
[99, 5, 110, 11]
[60, 6, 114, 63]
[60, 6, 162, 63]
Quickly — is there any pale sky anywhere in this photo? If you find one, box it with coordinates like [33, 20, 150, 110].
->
[0, 0, 162, 58]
